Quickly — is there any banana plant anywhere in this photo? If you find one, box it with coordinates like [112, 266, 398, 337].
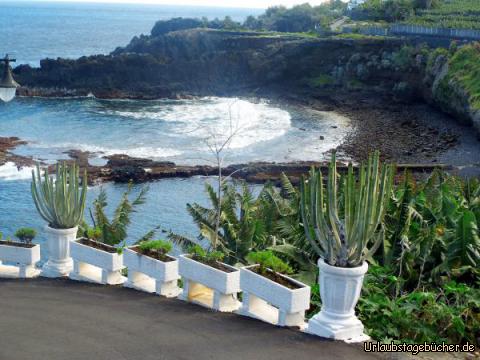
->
[300, 151, 394, 268]
[31, 162, 88, 229]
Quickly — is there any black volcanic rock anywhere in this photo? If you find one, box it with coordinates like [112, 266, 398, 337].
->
[14, 29, 401, 99]
[151, 18, 204, 37]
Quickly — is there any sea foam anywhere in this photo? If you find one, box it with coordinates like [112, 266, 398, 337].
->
[0, 162, 34, 181]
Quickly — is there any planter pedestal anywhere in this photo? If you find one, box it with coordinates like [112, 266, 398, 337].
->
[307, 259, 369, 343]
[0, 243, 41, 279]
[0, 264, 40, 278]
[125, 271, 181, 297]
[123, 248, 181, 298]
[179, 280, 240, 312]
[240, 292, 306, 327]
[70, 261, 125, 285]
[307, 310, 368, 343]
[41, 226, 77, 278]
[239, 266, 310, 328]
[69, 239, 125, 285]
[178, 255, 241, 312]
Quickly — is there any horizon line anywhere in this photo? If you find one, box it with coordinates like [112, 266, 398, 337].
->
[8, 0, 332, 10]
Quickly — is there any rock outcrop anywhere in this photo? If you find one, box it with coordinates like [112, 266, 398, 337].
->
[14, 29, 401, 99]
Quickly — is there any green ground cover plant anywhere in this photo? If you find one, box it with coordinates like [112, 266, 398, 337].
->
[188, 244, 225, 267]
[246, 251, 293, 275]
[137, 240, 172, 254]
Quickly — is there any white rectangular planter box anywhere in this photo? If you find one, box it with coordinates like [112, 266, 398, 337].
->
[0, 241, 41, 278]
[178, 254, 241, 312]
[123, 247, 180, 297]
[239, 265, 311, 328]
[69, 239, 125, 285]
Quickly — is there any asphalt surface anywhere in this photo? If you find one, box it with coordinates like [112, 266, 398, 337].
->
[0, 278, 379, 360]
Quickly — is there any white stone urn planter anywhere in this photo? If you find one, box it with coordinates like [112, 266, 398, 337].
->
[41, 226, 77, 278]
[0, 241, 41, 278]
[239, 265, 311, 328]
[123, 246, 181, 297]
[69, 238, 125, 285]
[178, 254, 241, 312]
[307, 259, 369, 342]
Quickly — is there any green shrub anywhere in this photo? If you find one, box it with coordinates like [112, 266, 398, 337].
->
[14, 228, 37, 244]
[137, 239, 173, 255]
[392, 45, 416, 71]
[426, 46, 448, 72]
[189, 244, 225, 265]
[246, 251, 293, 275]
[358, 266, 480, 345]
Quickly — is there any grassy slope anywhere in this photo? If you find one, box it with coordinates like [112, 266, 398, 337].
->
[443, 43, 480, 111]
[404, 0, 480, 29]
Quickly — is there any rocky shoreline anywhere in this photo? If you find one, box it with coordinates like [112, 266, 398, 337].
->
[0, 133, 453, 186]
[0, 137, 35, 169]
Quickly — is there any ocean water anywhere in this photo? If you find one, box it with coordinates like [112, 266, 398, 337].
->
[0, 1, 261, 66]
[0, 174, 239, 260]
[0, 2, 350, 253]
[1, 97, 349, 166]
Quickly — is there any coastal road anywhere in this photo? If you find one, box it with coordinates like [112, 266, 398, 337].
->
[0, 278, 379, 360]
[330, 16, 349, 32]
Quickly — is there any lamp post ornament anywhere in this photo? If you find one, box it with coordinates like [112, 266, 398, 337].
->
[0, 54, 19, 102]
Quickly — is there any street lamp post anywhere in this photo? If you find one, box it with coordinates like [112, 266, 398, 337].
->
[0, 54, 19, 103]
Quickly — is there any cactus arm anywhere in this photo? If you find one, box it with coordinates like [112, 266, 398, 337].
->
[299, 175, 324, 258]
[327, 153, 342, 253]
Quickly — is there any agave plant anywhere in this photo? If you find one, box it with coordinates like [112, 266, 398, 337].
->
[31, 162, 88, 229]
[300, 151, 394, 268]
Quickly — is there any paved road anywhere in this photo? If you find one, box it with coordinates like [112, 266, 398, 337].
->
[0, 278, 379, 360]
[330, 16, 349, 32]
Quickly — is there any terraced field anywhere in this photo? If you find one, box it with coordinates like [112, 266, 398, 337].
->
[404, 0, 480, 29]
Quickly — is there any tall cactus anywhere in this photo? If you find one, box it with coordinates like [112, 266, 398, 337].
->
[300, 152, 394, 268]
[31, 162, 88, 229]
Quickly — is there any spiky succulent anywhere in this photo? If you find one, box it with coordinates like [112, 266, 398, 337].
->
[300, 152, 394, 268]
[31, 162, 87, 229]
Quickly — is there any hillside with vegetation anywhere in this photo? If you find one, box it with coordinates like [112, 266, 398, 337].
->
[351, 0, 480, 29]
[403, 0, 480, 29]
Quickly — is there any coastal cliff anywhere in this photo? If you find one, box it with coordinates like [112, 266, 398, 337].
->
[14, 28, 401, 98]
